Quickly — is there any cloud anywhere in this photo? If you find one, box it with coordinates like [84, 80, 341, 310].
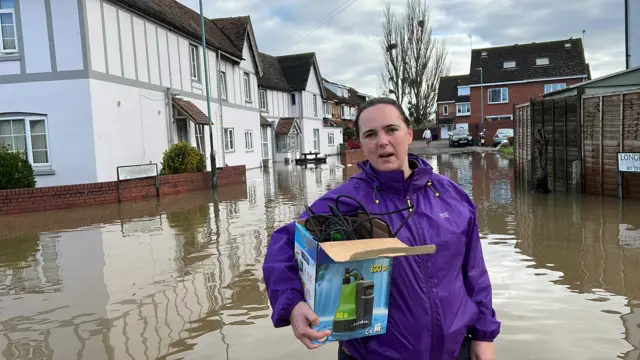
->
[179, 0, 626, 96]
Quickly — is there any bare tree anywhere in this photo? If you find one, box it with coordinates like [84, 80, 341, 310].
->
[379, 0, 449, 127]
[379, 2, 409, 106]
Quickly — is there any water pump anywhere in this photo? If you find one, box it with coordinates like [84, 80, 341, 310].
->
[332, 267, 374, 334]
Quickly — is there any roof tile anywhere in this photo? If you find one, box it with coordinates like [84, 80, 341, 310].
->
[469, 38, 588, 84]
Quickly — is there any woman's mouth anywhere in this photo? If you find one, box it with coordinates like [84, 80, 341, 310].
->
[379, 153, 394, 159]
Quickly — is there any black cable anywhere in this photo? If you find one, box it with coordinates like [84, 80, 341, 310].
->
[303, 194, 414, 243]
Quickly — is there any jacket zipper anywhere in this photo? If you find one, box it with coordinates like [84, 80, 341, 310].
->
[406, 192, 437, 360]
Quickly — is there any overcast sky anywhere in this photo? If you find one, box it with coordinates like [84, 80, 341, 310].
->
[179, 0, 626, 96]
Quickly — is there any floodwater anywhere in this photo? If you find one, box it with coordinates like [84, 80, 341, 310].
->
[1, 153, 640, 360]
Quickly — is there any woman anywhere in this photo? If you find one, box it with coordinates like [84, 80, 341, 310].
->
[262, 98, 500, 360]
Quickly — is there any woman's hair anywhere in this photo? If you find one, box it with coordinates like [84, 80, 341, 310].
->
[354, 97, 411, 137]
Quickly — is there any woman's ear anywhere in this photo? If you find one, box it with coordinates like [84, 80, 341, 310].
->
[407, 127, 414, 142]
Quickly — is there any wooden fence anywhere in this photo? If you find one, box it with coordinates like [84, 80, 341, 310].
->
[513, 95, 582, 193]
[582, 90, 640, 198]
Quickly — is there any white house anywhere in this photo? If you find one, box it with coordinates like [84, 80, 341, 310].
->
[257, 51, 342, 163]
[0, 0, 265, 187]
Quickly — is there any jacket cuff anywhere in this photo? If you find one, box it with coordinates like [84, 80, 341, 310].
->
[272, 288, 305, 328]
[468, 315, 501, 342]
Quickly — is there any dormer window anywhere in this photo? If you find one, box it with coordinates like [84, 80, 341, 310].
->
[481, 51, 487, 58]
[536, 57, 549, 66]
[503, 61, 516, 69]
[564, 42, 571, 48]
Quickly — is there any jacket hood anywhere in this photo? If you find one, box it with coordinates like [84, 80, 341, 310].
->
[352, 153, 435, 191]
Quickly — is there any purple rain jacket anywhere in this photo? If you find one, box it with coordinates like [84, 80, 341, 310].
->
[262, 154, 501, 360]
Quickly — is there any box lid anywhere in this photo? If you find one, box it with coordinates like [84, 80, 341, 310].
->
[318, 238, 436, 262]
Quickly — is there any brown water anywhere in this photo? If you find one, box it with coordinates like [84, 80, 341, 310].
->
[1, 153, 640, 360]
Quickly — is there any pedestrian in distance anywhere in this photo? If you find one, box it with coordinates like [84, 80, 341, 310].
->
[262, 97, 500, 360]
[423, 128, 432, 146]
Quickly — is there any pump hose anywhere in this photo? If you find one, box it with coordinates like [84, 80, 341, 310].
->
[304, 194, 414, 242]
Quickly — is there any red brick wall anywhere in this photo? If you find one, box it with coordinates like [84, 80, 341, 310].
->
[0, 166, 246, 215]
[439, 103, 453, 117]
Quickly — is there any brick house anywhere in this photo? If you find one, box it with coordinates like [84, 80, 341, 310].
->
[437, 38, 590, 144]
[436, 74, 470, 139]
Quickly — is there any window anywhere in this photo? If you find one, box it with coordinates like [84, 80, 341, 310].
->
[243, 72, 252, 101]
[324, 102, 331, 116]
[443, 105, 448, 115]
[456, 103, 470, 116]
[223, 128, 234, 151]
[189, 44, 200, 81]
[488, 88, 508, 104]
[457, 87, 470, 96]
[328, 132, 335, 146]
[341, 105, 346, 117]
[0, 0, 17, 53]
[536, 57, 549, 66]
[544, 83, 566, 94]
[219, 71, 227, 99]
[503, 61, 516, 69]
[276, 134, 288, 152]
[481, 51, 487, 58]
[259, 89, 267, 111]
[244, 130, 253, 151]
[313, 129, 320, 151]
[195, 124, 205, 154]
[313, 94, 318, 116]
[0, 115, 50, 166]
[290, 93, 296, 105]
[486, 115, 513, 121]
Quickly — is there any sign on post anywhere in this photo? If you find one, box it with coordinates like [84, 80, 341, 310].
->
[616, 152, 640, 198]
[116, 163, 159, 202]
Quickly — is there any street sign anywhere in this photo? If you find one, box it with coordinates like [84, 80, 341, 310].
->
[617, 152, 640, 173]
[116, 163, 159, 201]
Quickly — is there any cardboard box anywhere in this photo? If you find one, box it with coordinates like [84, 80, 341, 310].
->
[294, 217, 436, 344]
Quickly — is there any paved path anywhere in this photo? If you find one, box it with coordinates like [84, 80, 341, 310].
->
[409, 139, 497, 156]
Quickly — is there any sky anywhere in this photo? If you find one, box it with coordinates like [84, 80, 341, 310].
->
[178, 0, 627, 96]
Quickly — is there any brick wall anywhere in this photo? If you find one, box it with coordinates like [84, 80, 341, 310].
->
[0, 165, 246, 215]
[342, 149, 366, 165]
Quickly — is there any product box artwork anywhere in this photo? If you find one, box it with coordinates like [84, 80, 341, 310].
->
[294, 217, 436, 344]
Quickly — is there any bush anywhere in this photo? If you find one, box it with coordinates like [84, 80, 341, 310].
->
[0, 143, 36, 190]
[160, 141, 206, 175]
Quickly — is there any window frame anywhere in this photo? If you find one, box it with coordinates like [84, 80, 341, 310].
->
[244, 129, 254, 151]
[219, 71, 227, 100]
[536, 57, 549, 66]
[0, 114, 51, 167]
[544, 83, 567, 94]
[443, 105, 448, 115]
[223, 127, 234, 152]
[487, 88, 508, 104]
[313, 128, 320, 151]
[188, 44, 200, 82]
[243, 72, 252, 102]
[456, 102, 471, 116]
[259, 89, 268, 111]
[313, 94, 318, 116]
[0, 0, 18, 53]
[503, 60, 516, 69]
[457, 87, 470, 96]
[328, 132, 335, 146]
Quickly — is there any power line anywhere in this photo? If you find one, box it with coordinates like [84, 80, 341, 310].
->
[280, 0, 358, 53]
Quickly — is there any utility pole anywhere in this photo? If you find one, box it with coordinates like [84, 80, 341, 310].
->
[198, 0, 217, 188]
[476, 67, 484, 132]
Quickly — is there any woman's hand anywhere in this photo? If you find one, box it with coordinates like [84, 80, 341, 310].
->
[290, 302, 332, 349]
[470, 341, 495, 360]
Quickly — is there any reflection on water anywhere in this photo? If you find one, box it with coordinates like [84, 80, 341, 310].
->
[1, 153, 640, 359]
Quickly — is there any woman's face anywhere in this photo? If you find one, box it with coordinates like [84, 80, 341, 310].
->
[358, 104, 413, 174]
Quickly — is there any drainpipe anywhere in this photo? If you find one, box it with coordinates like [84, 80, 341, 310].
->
[165, 88, 174, 146]
[216, 49, 226, 167]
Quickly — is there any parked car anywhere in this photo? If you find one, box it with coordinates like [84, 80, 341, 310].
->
[449, 128, 472, 147]
[493, 128, 514, 147]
